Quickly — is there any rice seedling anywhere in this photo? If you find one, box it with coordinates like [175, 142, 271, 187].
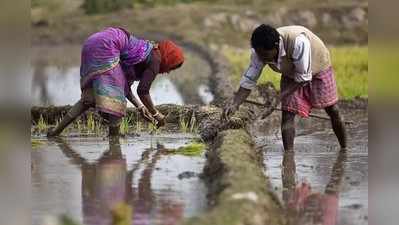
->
[189, 112, 198, 133]
[75, 119, 82, 132]
[95, 118, 103, 136]
[86, 112, 95, 133]
[37, 115, 48, 133]
[166, 141, 206, 157]
[148, 122, 159, 135]
[179, 116, 189, 133]
[119, 116, 131, 136]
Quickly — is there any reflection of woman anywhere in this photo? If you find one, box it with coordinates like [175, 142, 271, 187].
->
[47, 27, 184, 137]
[282, 150, 347, 225]
[55, 138, 183, 225]
[56, 138, 131, 225]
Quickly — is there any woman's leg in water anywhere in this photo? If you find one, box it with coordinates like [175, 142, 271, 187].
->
[47, 99, 90, 137]
[99, 112, 121, 137]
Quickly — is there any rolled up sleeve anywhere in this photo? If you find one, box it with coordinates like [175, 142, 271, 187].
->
[239, 49, 265, 90]
[292, 34, 312, 83]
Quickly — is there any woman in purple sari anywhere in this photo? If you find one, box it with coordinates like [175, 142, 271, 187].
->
[47, 27, 184, 137]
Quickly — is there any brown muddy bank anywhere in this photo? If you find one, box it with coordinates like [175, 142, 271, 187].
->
[183, 129, 285, 225]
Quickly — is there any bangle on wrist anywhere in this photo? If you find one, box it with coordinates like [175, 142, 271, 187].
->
[152, 111, 159, 117]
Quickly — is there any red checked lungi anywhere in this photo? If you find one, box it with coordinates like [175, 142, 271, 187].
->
[280, 67, 338, 117]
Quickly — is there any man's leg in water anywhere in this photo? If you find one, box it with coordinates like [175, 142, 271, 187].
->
[325, 104, 347, 149]
[281, 110, 296, 152]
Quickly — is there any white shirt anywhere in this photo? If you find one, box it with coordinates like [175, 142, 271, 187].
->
[240, 34, 312, 90]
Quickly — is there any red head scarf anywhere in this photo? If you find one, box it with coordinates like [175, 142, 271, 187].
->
[158, 40, 184, 74]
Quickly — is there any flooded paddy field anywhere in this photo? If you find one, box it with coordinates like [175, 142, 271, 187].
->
[255, 108, 368, 225]
[32, 133, 207, 225]
[30, 41, 368, 225]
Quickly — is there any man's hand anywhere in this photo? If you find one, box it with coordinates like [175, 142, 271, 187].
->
[221, 87, 251, 122]
[221, 102, 239, 122]
[153, 112, 166, 128]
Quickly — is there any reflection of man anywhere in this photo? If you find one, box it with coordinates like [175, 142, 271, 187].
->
[282, 150, 347, 225]
[55, 138, 184, 225]
[222, 24, 347, 151]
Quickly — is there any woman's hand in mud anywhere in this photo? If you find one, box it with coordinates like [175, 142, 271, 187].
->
[221, 102, 239, 121]
[138, 106, 155, 123]
[154, 112, 166, 128]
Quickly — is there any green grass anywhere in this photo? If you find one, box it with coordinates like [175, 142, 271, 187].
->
[166, 141, 206, 156]
[222, 46, 368, 99]
[330, 46, 368, 99]
[371, 45, 399, 98]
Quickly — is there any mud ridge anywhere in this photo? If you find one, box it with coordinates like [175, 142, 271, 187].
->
[183, 129, 285, 225]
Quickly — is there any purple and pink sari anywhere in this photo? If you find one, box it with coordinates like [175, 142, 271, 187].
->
[80, 27, 153, 117]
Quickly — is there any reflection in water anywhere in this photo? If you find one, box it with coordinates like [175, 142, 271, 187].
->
[56, 138, 131, 225]
[30, 45, 213, 106]
[261, 110, 368, 225]
[282, 150, 347, 225]
[52, 138, 190, 225]
[31, 58, 50, 105]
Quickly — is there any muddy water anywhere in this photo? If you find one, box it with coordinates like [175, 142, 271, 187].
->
[30, 45, 213, 106]
[31, 134, 207, 225]
[255, 109, 368, 225]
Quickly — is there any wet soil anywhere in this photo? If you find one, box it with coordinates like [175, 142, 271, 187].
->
[252, 107, 368, 225]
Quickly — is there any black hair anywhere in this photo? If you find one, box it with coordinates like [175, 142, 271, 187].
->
[250, 24, 280, 50]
